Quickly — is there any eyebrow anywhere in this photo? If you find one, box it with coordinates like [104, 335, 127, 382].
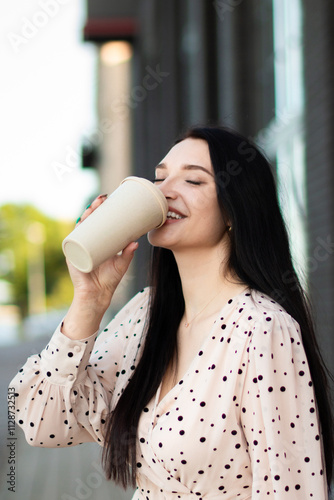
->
[155, 163, 213, 176]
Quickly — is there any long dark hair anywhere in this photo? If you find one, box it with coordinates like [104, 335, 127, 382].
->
[101, 126, 333, 490]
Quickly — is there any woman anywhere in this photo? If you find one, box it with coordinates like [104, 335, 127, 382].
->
[10, 126, 333, 499]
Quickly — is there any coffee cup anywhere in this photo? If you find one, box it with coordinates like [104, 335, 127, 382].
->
[62, 176, 168, 273]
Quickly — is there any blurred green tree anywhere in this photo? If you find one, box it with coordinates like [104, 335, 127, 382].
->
[0, 204, 74, 317]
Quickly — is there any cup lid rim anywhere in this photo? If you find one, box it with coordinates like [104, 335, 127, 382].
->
[120, 176, 168, 226]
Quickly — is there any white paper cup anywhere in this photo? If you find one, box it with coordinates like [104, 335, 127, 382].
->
[62, 176, 168, 273]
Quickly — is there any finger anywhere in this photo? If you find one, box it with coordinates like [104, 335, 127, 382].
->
[122, 241, 139, 256]
[115, 242, 138, 276]
[75, 194, 108, 226]
[91, 193, 108, 210]
[115, 242, 139, 271]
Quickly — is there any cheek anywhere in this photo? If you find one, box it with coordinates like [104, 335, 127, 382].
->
[192, 190, 224, 223]
[194, 209, 226, 244]
[201, 200, 226, 236]
[192, 191, 211, 212]
[190, 185, 221, 215]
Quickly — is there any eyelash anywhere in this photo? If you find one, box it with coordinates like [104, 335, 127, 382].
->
[152, 179, 203, 186]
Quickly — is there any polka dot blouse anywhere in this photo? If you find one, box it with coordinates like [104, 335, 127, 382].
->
[10, 288, 328, 499]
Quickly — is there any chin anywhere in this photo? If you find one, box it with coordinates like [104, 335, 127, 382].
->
[147, 230, 178, 250]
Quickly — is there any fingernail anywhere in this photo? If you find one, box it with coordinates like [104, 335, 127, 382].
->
[85, 203, 91, 210]
[97, 194, 108, 199]
[75, 216, 81, 224]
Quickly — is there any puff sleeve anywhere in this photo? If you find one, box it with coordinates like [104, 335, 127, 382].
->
[9, 288, 149, 449]
[240, 310, 328, 499]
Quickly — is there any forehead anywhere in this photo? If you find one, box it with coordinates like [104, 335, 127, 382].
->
[158, 138, 212, 171]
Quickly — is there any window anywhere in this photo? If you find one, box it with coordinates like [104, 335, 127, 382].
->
[256, 0, 307, 286]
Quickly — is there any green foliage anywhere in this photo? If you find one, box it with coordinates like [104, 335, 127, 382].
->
[0, 203, 74, 317]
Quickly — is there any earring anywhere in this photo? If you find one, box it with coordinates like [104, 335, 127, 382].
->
[228, 226, 232, 232]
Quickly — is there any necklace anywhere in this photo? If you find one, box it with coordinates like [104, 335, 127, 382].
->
[184, 290, 223, 328]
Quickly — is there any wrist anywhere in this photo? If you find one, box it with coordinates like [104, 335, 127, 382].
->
[61, 294, 111, 340]
[72, 289, 112, 314]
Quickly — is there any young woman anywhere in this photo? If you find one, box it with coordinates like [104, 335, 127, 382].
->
[11, 126, 333, 499]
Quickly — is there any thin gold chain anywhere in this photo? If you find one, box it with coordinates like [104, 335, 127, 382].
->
[184, 290, 223, 328]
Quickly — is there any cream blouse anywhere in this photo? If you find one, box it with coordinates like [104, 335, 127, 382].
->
[10, 287, 328, 499]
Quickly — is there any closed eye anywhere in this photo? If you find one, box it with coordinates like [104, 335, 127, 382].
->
[152, 179, 203, 185]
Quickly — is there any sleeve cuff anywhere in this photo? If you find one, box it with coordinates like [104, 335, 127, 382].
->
[39, 321, 98, 385]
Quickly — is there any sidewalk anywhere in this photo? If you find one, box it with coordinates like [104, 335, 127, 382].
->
[0, 434, 134, 500]
[1, 336, 134, 500]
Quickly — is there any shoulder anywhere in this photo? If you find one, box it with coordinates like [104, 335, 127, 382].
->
[243, 288, 300, 327]
[243, 289, 303, 355]
[228, 288, 302, 348]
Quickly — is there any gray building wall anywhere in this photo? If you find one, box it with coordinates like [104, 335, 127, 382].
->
[129, 0, 277, 292]
[303, 0, 334, 371]
[83, 0, 334, 374]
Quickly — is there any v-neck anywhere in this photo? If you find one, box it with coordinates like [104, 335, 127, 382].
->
[155, 287, 250, 410]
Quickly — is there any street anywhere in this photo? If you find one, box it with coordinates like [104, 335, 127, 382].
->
[0, 336, 134, 500]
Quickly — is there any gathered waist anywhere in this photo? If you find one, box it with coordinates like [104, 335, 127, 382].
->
[132, 486, 252, 500]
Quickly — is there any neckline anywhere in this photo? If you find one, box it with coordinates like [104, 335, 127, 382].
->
[155, 286, 251, 409]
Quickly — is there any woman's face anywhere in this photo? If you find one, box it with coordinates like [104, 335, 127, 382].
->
[148, 138, 228, 252]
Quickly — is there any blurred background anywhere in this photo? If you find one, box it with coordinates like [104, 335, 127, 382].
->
[1, 0, 333, 498]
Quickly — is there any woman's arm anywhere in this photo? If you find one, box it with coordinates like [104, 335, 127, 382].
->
[240, 312, 328, 499]
[9, 194, 142, 446]
[9, 288, 149, 448]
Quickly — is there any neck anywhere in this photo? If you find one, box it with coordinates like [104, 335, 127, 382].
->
[172, 245, 245, 321]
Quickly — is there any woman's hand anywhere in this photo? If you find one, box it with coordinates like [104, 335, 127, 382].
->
[67, 194, 138, 304]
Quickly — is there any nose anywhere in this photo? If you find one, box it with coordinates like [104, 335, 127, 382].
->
[156, 177, 178, 200]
